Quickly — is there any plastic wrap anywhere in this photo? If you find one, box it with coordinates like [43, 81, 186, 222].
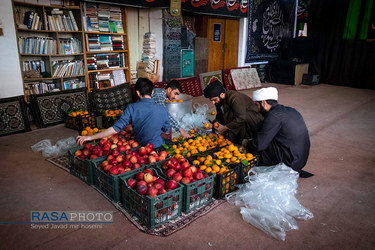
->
[226, 163, 313, 241]
[180, 103, 210, 131]
[31, 137, 76, 157]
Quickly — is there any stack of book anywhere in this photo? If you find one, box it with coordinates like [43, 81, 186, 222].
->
[99, 35, 112, 51]
[98, 4, 110, 32]
[112, 35, 124, 50]
[87, 56, 97, 71]
[84, 3, 99, 32]
[96, 54, 109, 70]
[87, 34, 101, 51]
[59, 38, 82, 54]
[141, 32, 157, 74]
[18, 36, 57, 54]
[52, 59, 84, 77]
[109, 6, 123, 33]
[46, 9, 79, 31]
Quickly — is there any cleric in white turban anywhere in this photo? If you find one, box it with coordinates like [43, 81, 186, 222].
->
[247, 87, 313, 178]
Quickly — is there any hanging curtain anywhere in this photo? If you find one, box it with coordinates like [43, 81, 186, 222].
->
[309, 0, 375, 89]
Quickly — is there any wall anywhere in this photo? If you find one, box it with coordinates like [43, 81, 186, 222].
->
[0, 0, 24, 98]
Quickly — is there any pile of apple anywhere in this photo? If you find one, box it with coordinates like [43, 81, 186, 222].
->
[74, 135, 140, 160]
[97, 143, 169, 176]
[118, 124, 134, 140]
[104, 134, 139, 152]
[161, 156, 209, 184]
[126, 169, 179, 198]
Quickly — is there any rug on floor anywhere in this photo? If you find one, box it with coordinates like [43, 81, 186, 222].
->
[47, 154, 225, 236]
[0, 95, 31, 137]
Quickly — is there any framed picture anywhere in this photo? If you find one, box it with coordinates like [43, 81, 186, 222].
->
[213, 23, 221, 42]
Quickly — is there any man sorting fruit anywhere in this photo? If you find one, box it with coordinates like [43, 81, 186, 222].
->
[203, 80, 263, 145]
[152, 79, 190, 138]
[76, 78, 170, 148]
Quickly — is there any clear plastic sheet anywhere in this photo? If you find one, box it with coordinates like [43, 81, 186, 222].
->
[226, 163, 314, 241]
[180, 103, 210, 131]
[31, 137, 76, 157]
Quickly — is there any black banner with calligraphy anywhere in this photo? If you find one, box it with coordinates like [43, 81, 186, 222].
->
[181, 0, 248, 18]
[245, 0, 296, 62]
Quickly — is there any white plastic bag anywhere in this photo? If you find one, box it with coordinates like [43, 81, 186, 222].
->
[180, 103, 210, 131]
[226, 163, 313, 241]
[31, 137, 76, 157]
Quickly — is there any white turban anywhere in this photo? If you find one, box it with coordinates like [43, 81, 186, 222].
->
[253, 87, 278, 101]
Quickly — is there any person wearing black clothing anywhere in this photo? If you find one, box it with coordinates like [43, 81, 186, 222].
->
[249, 87, 312, 177]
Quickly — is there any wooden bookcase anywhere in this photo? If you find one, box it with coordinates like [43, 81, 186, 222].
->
[82, 3, 131, 92]
[12, 0, 86, 102]
[11, 1, 131, 101]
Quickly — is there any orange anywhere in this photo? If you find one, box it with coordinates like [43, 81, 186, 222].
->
[213, 122, 219, 128]
[212, 165, 220, 172]
[81, 130, 88, 136]
[205, 167, 212, 173]
[93, 128, 99, 132]
[200, 165, 207, 171]
[85, 126, 91, 131]
[211, 111, 215, 115]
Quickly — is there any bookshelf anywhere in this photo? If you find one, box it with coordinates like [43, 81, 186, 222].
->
[12, 0, 86, 102]
[82, 2, 131, 91]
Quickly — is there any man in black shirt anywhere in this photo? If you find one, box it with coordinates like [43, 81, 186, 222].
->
[249, 87, 313, 177]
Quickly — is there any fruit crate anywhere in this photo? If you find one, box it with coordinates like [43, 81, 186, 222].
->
[91, 158, 146, 203]
[239, 156, 258, 183]
[155, 167, 215, 213]
[65, 114, 96, 131]
[68, 146, 106, 185]
[213, 163, 241, 199]
[120, 168, 183, 229]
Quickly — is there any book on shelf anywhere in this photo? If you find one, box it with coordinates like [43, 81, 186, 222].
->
[63, 78, 85, 90]
[52, 59, 84, 77]
[59, 37, 82, 54]
[18, 36, 57, 54]
[46, 9, 79, 31]
[22, 60, 46, 76]
[83, 3, 124, 33]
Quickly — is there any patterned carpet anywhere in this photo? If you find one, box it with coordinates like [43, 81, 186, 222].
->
[47, 155, 225, 236]
[0, 96, 31, 136]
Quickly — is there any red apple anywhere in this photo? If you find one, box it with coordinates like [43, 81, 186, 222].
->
[109, 159, 118, 166]
[135, 172, 144, 181]
[182, 168, 193, 178]
[109, 166, 119, 175]
[190, 166, 197, 173]
[132, 163, 141, 169]
[145, 143, 154, 151]
[174, 163, 182, 171]
[122, 160, 131, 168]
[82, 149, 90, 156]
[181, 162, 190, 169]
[194, 172, 204, 180]
[116, 155, 124, 163]
[154, 178, 165, 186]
[158, 188, 167, 195]
[177, 156, 186, 163]
[131, 142, 139, 148]
[166, 168, 176, 178]
[90, 154, 98, 159]
[127, 178, 137, 189]
[144, 169, 153, 175]
[104, 164, 112, 172]
[118, 146, 126, 152]
[74, 150, 82, 157]
[137, 180, 147, 186]
[173, 172, 183, 182]
[166, 180, 177, 190]
[159, 151, 168, 158]
[99, 138, 107, 146]
[136, 185, 148, 196]
[143, 173, 154, 183]
[153, 183, 163, 190]
[130, 156, 138, 164]
[148, 156, 156, 164]
[181, 177, 191, 184]
[124, 144, 131, 150]
[138, 157, 146, 164]
[112, 150, 119, 157]
[84, 143, 93, 150]
[147, 187, 158, 197]
[138, 147, 147, 156]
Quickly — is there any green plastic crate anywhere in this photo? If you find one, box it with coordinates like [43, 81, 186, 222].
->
[213, 163, 241, 199]
[91, 157, 146, 203]
[239, 156, 258, 183]
[155, 167, 215, 213]
[68, 146, 106, 185]
[120, 167, 183, 229]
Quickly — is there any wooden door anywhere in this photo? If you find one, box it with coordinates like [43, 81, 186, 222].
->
[207, 17, 239, 72]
